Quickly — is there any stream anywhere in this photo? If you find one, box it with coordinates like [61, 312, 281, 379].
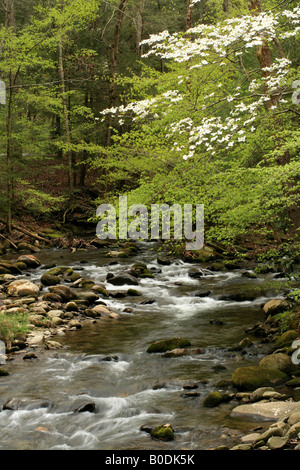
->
[0, 242, 288, 450]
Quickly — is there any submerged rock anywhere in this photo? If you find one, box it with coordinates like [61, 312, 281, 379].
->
[150, 424, 174, 441]
[147, 337, 192, 354]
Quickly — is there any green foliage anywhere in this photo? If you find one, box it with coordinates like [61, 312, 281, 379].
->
[0, 312, 30, 345]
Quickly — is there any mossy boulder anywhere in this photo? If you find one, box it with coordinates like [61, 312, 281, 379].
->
[263, 299, 291, 316]
[46, 266, 71, 277]
[285, 378, 300, 388]
[41, 273, 61, 286]
[17, 242, 40, 253]
[275, 330, 298, 349]
[127, 289, 141, 296]
[16, 255, 40, 268]
[92, 285, 109, 298]
[232, 366, 289, 391]
[259, 353, 296, 376]
[203, 392, 231, 408]
[0, 262, 22, 275]
[150, 424, 174, 441]
[147, 337, 192, 354]
[48, 285, 78, 302]
[130, 263, 154, 278]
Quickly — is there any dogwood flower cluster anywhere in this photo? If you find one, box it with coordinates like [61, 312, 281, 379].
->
[100, 90, 183, 123]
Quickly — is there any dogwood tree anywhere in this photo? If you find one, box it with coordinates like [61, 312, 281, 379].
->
[100, 2, 300, 163]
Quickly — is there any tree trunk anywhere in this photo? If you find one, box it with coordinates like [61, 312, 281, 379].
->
[135, 0, 145, 57]
[4, 0, 16, 234]
[223, 0, 229, 12]
[58, 37, 73, 194]
[186, 0, 193, 33]
[105, 0, 128, 147]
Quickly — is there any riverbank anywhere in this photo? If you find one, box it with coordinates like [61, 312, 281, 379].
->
[0, 240, 299, 450]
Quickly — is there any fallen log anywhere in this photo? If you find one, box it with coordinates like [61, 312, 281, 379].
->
[0, 233, 18, 250]
[0, 219, 49, 244]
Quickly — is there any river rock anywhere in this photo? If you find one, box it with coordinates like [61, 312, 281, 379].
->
[157, 256, 171, 266]
[232, 366, 289, 391]
[48, 285, 77, 301]
[92, 305, 111, 315]
[288, 411, 300, 425]
[76, 291, 99, 304]
[267, 436, 289, 450]
[259, 353, 296, 375]
[275, 330, 298, 349]
[147, 337, 192, 354]
[263, 299, 291, 316]
[92, 285, 109, 298]
[41, 273, 61, 286]
[0, 262, 22, 275]
[0, 368, 9, 377]
[69, 319, 81, 329]
[23, 352, 38, 360]
[231, 401, 300, 420]
[7, 280, 39, 297]
[74, 402, 96, 413]
[47, 309, 64, 319]
[17, 255, 41, 268]
[202, 391, 231, 408]
[150, 424, 174, 441]
[65, 301, 79, 312]
[107, 273, 139, 286]
[163, 347, 205, 358]
[27, 333, 45, 346]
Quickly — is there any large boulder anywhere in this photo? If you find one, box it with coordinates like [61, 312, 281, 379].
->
[16, 255, 40, 268]
[232, 366, 289, 391]
[106, 273, 139, 286]
[263, 299, 291, 316]
[147, 337, 192, 354]
[0, 262, 22, 275]
[7, 279, 39, 297]
[41, 273, 61, 286]
[48, 285, 77, 301]
[231, 401, 300, 421]
[259, 353, 296, 376]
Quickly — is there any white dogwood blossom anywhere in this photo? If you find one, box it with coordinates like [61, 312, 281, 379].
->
[100, 6, 300, 160]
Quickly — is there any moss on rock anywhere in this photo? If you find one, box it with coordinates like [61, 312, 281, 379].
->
[150, 424, 174, 441]
[232, 366, 289, 391]
[147, 337, 192, 354]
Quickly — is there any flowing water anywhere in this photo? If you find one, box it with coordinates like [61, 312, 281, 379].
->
[0, 242, 288, 450]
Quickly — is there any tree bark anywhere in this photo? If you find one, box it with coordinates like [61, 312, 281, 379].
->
[4, 0, 16, 234]
[58, 36, 73, 194]
[105, 0, 128, 147]
[186, 0, 193, 34]
[223, 0, 229, 12]
[135, 0, 145, 57]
